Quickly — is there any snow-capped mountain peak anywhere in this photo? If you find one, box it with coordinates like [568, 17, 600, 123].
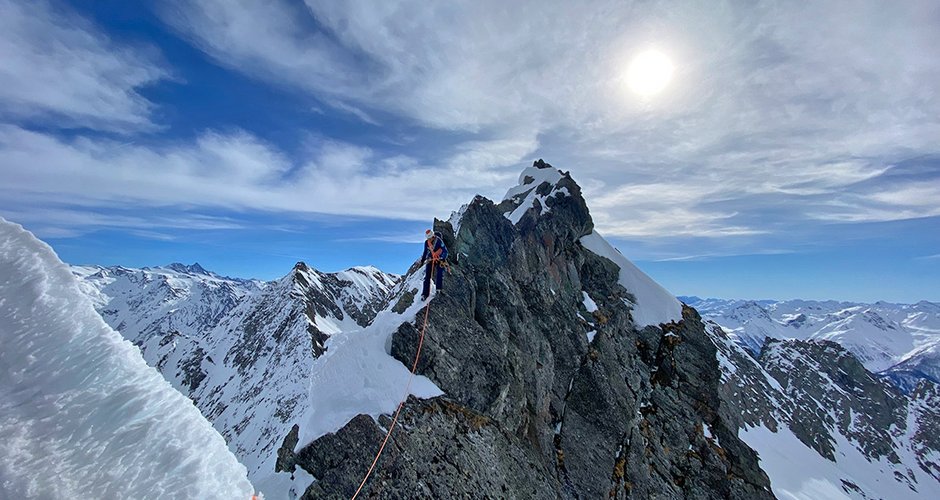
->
[499, 159, 575, 225]
[164, 261, 211, 275]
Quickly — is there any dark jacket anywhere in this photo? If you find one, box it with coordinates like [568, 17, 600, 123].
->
[421, 233, 448, 262]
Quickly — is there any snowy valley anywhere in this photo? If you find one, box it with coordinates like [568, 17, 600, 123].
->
[684, 296, 940, 392]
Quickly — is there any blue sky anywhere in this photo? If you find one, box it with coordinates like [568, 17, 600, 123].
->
[1, 0, 938, 302]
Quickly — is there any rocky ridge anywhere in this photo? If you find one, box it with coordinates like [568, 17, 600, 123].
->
[285, 161, 773, 499]
[708, 322, 940, 498]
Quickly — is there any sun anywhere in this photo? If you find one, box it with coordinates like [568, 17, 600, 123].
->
[625, 49, 674, 97]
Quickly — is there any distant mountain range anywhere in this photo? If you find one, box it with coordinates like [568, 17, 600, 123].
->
[681, 296, 940, 392]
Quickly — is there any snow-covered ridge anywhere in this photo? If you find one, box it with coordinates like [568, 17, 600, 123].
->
[0, 217, 254, 499]
[580, 231, 682, 327]
[71, 263, 261, 344]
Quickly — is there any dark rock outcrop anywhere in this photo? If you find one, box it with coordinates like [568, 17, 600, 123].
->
[759, 339, 907, 463]
[293, 164, 773, 498]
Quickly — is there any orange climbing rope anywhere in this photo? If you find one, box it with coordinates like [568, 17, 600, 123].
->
[351, 260, 436, 500]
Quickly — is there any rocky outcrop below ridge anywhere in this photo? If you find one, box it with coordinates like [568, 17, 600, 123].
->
[685, 296, 940, 390]
[289, 161, 773, 499]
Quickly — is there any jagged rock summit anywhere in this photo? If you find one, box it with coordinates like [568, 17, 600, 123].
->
[287, 160, 772, 499]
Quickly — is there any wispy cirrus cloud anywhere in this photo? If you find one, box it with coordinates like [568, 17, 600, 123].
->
[0, 0, 169, 132]
[0, 203, 247, 240]
[154, 0, 940, 246]
[652, 249, 795, 263]
[2, 0, 939, 266]
[0, 124, 537, 236]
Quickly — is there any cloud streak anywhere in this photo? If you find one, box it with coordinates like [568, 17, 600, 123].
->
[0, 125, 537, 234]
[2, 0, 939, 263]
[152, 0, 940, 244]
[0, 0, 168, 132]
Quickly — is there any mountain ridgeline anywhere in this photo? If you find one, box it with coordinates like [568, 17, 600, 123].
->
[73, 160, 940, 499]
[72, 260, 400, 495]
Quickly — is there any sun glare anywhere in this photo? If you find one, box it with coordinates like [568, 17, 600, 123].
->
[625, 49, 674, 97]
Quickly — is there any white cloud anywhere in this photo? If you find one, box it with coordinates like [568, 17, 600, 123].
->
[652, 249, 794, 262]
[335, 232, 426, 244]
[812, 183, 940, 223]
[156, 0, 940, 242]
[4, 0, 938, 251]
[0, 0, 168, 132]
[868, 185, 940, 208]
[1, 205, 246, 240]
[322, 98, 381, 126]
[0, 125, 537, 232]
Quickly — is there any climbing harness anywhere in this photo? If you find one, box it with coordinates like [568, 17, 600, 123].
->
[351, 260, 436, 500]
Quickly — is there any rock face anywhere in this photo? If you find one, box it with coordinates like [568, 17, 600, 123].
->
[292, 161, 773, 499]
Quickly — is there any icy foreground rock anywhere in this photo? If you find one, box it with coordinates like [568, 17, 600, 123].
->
[0, 218, 254, 499]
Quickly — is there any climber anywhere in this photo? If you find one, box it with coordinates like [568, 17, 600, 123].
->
[420, 229, 448, 301]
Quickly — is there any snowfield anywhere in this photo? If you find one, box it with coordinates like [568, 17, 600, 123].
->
[0, 218, 254, 499]
[298, 269, 444, 445]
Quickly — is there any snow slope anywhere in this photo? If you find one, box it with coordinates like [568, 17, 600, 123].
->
[298, 269, 444, 445]
[0, 218, 254, 499]
[580, 231, 682, 327]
